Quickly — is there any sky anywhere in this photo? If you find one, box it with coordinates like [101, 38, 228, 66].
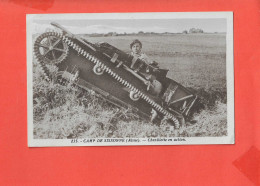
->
[32, 18, 226, 34]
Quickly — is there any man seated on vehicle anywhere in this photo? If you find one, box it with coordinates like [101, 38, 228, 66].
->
[130, 39, 159, 67]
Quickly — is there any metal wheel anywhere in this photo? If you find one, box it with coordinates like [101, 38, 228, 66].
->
[34, 32, 68, 64]
[93, 63, 104, 75]
[130, 90, 140, 101]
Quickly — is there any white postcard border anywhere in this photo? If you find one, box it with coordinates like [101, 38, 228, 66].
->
[27, 12, 234, 147]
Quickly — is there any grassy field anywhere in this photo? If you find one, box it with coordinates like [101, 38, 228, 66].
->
[33, 33, 227, 139]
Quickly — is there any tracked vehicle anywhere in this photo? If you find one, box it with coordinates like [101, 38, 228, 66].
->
[33, 23, 197, 128]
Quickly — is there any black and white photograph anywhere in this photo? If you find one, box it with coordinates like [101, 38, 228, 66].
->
[27, 12, 234, 146]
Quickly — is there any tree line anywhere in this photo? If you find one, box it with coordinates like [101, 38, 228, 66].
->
[85, 28, 205, 37]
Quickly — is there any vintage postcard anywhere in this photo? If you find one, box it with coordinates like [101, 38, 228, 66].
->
[27, 12, 234, 146]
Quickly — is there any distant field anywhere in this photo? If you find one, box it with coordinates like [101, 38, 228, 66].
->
[85, 34, 226, 90]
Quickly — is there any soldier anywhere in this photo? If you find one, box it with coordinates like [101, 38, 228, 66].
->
[130, 39, 161, 123]
[130, 39, 158, 67]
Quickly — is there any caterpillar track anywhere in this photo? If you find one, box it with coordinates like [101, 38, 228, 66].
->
[33, 22, 197, 129]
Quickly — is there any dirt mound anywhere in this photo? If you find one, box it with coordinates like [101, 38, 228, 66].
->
[187, 87, 226, 118]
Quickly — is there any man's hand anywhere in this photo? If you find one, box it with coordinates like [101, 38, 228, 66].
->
[151, 61, 159, 66]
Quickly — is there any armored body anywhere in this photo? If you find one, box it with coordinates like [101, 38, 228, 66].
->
[33, 23, 197, 128]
